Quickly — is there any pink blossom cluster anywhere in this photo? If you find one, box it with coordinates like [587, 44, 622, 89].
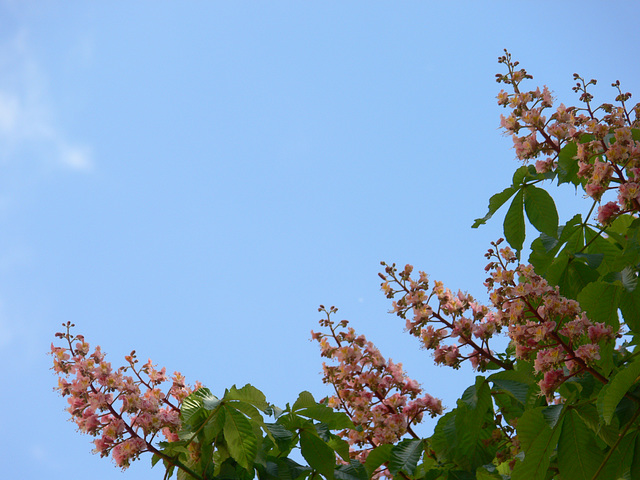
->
[379, 262, 506, 372]
[311, 306, 442, 471]
[496, 50, 640, 226]
[380, 240, 616, 399]
[483, 240, 615, 397]
[51, 322, 200, 468]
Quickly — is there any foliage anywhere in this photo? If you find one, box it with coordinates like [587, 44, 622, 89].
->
[52, 50, 640, 479]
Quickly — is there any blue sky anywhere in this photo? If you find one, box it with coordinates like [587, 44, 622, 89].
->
[1, 2, 639, 479]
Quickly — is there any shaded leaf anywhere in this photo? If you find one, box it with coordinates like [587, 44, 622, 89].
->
[620, 286, 640, 334]
[557, 141, 580, 186]
[300, 429, 335, 479]
[364, 444, 393, 478]
[524, 185, 559, 237]
[557, 409, 604, 479]
[597, 357, 640, 424]
[577, 281, 622, 330]
[334, 461, 368, 480]
[542, 405, 564, 429]
[511, 408, 564, 480]
[489, 369, 535, 405]
[388, 439, 424, 476]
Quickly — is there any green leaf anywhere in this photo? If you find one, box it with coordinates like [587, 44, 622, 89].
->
[265, 423, 293, 441]
[574, 403, 620, 447]
[388, 439, 424, 476]
[557, 409, 604, 479]
[603, 266, 638, 292]
[557, 141, 580, 186]
[292, 391, 316, 411]
[334, 461, 368, 480]
[504, 190, 525, 252]
[181, 388, 216, 425]
[592, 431, 637, 480]
[327, 435, 350, 462]
[511, 407, 564, 480]
[631, 434, 640, 479]
[559, 261, 600, 299]
[472, 186, 517, 228]
[268, 457, 311, 480]
[364, 444, 393, 478]
[222, 405, 258, 470]
[620, 286, 640, 333]
[300, 429, 335, 479]
[597, 357, 640, 424]
[488, 370, 535, 405]
[475, 465, 503, 480]
[576, 281, 622, 330]
[453, 378, 496, 470]
[296, 405, 354, 430]
[542, 405, 564, 429]
[203, 408, 226, 444]
[523, 185, 559, 237]
[512, 165, 533, 186]
[226, 384, 269, 412]
[430, 411, 457, 461]
[573, 252, 604, 269]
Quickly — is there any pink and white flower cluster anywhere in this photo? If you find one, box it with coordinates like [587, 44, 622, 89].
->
[496, 50, 640, 226]
[51, 322, 200, 468]
[484, 241, 615, 397]
[380, 240, 616, 399]
[380, 262, 507, 372]
[311, 306, 442, 473]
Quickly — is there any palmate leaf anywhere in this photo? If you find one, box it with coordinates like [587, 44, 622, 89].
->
[334, 460, 368, 480]
[593, 431, 637, 480]
[511, 407, 564, 480]
[225, 384, 269, 412]
[472, 186, 517, 228]
[453, 378, 496, 471]
[488, 369, 535, 405]
[181, 388, 218, 424]
[597, 357, 640, 425]
[620, 286, 640, 333]
[504, 190, 525, 252]
[292, 391, 317, 411]
[364, 444, 392, 478]
[387, 439, 424, 476]
[263, 457, 311, 480]
[576, 281, 622, 330]
[296, 405, 354, 430]
[557, 140, 581, 186]
[523, 185, 558, 237]
[300, 428, 335, 479]
[222, 405, 259, 470]
[557, 409, 604, 480]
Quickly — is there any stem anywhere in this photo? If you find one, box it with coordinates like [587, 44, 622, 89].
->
[591, 406, 640, 480]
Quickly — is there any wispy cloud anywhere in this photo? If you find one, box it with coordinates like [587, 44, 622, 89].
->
[0, 30, 93, 171]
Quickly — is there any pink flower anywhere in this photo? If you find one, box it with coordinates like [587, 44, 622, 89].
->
[539, 369, 565, 397]
[575, 344, 600, 364]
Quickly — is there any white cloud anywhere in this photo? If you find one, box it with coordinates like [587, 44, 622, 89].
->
[0, 29, 93, 171]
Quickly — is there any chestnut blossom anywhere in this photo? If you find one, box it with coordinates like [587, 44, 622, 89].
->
[380, 239, 616, 400]
[496, 49, 640, 226]
[51, 322, 200, 469]
[311, 306, 442, 477]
